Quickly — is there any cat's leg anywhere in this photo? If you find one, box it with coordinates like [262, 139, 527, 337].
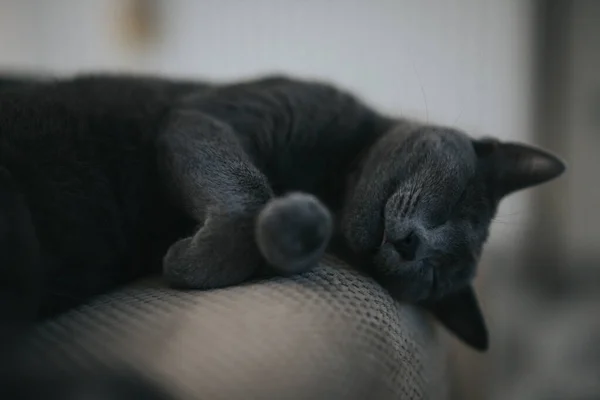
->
[0, 167, 41, 352]
[157, 110, 332, 289]
[0, 170, 175, 399]
[0, 166, 44, 393]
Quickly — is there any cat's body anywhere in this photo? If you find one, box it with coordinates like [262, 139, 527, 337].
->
[1, 76, 196, 318]
[0, 74, 564, 398]
[0, 75, 392, 318]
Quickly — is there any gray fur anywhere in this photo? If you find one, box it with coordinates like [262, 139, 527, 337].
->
[0, 74, 562, 351]
[149, 76, 564, 350]
[256, 192, 332, 275]
[0, 74, 566, 396]
[153, 77, 565, 307]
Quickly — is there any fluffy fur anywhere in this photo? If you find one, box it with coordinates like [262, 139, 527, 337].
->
[0, 74, 565, 396]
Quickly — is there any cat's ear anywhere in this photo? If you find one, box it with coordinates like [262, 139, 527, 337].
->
[422, 285, 488, 351]
[473, 139, 566, 197]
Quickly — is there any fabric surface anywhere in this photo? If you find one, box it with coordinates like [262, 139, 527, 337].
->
[27, 255, 448, 400]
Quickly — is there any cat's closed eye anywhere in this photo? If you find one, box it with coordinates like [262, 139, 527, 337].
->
[392, 232, 420, 261]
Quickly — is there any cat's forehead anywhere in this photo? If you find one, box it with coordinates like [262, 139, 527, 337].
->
[386, 125, 478, 186]
[387, 124, 476, 164]
[382, 126, 489, 222]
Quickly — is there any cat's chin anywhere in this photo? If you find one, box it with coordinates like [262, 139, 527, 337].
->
[383, 273, 436, 303]
[368, 256, 438, 303]
[334, 234, 436, 302]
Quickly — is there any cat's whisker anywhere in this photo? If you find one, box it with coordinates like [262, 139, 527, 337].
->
[491, 219, 524, 226]
[491, 213, 527, 225]
[411, 59, 429, 123]
[453, 103, 464, 127]
[419, 82, 429, 123]
[495, 210, 525, 218]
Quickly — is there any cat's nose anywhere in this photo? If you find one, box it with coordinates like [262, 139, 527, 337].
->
[392, 232, 420, 261]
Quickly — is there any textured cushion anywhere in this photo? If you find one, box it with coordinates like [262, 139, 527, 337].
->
[28, 255, 448, 399]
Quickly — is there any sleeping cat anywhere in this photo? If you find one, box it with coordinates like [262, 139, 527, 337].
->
[0, 74, 564, 397]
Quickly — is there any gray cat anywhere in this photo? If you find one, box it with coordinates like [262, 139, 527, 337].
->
[0, 74, 564, 397]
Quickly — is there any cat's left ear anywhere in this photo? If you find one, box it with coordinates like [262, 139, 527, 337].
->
[473, 139, 566, 198]
[422, 285, 488, 351]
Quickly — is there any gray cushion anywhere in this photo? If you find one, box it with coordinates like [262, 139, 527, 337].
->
[28, 255, 448, 399]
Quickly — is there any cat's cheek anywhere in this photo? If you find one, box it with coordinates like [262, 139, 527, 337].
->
[372, 243, 403, 275]
[340, 210, 383, 254]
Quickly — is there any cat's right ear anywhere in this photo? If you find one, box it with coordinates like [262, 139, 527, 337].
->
[473, 139, 566, 198]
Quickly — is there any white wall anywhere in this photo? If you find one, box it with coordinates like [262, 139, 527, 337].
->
[0, 0, 536, 248]
[563, 1, 600, 256]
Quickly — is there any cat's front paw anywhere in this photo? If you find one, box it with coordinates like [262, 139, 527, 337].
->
[163, 214, 262, 289]
[256, 193, 332, 275]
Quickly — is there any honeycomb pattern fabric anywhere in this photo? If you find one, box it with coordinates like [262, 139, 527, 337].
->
[27, 255, 448, 400]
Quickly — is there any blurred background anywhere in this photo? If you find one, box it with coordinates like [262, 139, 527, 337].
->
[0, 0, 598, 398]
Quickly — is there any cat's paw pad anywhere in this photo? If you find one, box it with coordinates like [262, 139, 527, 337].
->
[256, 192, 332, 275]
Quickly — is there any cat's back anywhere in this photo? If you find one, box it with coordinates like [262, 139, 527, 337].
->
[0, 76, 202, 292]
[0, 75, 200, 144]
[0, 75, 205, 183]
[188, 75, 390, 197]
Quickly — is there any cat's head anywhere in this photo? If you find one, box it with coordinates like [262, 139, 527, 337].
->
[341, 122, 565, 350]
